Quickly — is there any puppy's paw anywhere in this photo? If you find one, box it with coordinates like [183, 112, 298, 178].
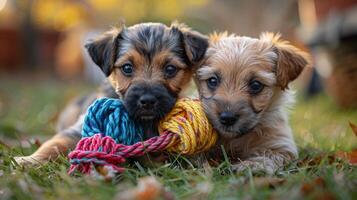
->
[231, 160, 274, 175]
[13, 156, 45, 167]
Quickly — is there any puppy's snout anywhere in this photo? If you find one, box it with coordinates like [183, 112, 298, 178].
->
[139, 94, 157, 109]
[219, 112, 238, 126]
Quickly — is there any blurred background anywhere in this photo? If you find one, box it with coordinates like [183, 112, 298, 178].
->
[0, 0, 356, 150]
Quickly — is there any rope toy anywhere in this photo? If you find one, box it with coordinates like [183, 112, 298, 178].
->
[68, 98, 217, 174]
[81, 98, 144, 145]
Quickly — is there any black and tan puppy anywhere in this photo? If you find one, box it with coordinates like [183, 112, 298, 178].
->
[195, 32, 310, 174]
[15, 22, 208, 165]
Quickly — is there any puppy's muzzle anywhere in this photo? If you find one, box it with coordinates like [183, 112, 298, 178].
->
[219, 111, 238, 126]
[124, 82, 176, 122]
[139, 94, 157, 109]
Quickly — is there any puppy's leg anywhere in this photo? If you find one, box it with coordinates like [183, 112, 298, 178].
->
[14, 91, 100, 166]
[232, 152, 294, 175]
[232, 142, 298, 175]
[14, 115, 84, 166]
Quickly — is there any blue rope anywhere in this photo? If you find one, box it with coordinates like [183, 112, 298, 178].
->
[82, 98, 144, 145]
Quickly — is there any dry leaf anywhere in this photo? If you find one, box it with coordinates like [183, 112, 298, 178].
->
[298, 153, 338, 167]
[115, 176, 174, 200]
[300, 177, 336, 200]
[250, 177, 286, 188]
[333, 122, 357, 165]
[34, 138, 42, 148]
[335, 149, 357, 165]
[349, 122, 357, 137]
[91, 165, 118, 181]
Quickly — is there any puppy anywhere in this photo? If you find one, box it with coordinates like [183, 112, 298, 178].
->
[195, 32, 310, 174]
[15, 22, 208, 166]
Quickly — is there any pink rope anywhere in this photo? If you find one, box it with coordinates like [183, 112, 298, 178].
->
[68, 132, 177, 174]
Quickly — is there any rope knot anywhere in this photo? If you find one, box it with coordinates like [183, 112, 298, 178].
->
[159, 98, 217, 154]
[82, 98, 144, 145]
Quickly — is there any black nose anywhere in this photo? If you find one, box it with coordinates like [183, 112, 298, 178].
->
[219, 112, 237, 126]
[139, 94, 157, 109]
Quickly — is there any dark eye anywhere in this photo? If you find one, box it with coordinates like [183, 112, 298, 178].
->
[121, 63, 133, 76]
[249, 80, 264, 94]
[164, 65, 177, 78]
[207, 76, 219, 90]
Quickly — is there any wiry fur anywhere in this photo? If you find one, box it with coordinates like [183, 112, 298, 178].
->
[14, 22, 208, 166]
[194, 33, 310, 174]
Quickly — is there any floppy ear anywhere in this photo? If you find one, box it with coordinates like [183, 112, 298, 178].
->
[261, 32, 311, 89]
[183, 30, 209, 63]
[85, 28, 123, 76]
[172, 22, 209, 64]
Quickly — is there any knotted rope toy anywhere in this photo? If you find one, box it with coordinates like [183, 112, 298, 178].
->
[68, 98, 217, 174]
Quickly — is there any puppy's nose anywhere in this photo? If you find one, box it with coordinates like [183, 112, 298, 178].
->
[139, 94, 157, 109]
[219, 112, 237, 126]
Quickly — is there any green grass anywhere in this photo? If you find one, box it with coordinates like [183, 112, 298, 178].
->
[0, 77, 356, 200]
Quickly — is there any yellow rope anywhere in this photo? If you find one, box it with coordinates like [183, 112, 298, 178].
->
[159, 98, 217, 155]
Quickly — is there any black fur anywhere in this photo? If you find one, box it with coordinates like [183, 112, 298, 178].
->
[123, 82, 177, 138]
[182, 30, 209, 63]
[124, 83, 177, 120]
[85, 34, 116, 76]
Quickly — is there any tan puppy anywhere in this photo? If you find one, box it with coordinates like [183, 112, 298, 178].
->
[194, 32, 310, 174]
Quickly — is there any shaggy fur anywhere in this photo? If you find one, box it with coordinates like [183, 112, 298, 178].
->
[14, 22, 208, 166]
[194, 32, 311, 174]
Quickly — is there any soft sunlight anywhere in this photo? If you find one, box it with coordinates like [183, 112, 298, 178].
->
[0, 0, 6, 11]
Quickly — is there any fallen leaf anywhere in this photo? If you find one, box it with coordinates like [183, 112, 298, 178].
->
[91, 165, 118, 182]
[300, 181, 314, 194]
[313, 177, 325, 187]
[34, 138, 42, 148]
[250, 177, 286, 188]
[335, 149, 357, 165]
[298, 153, 338, 167]
[349, 122, 357, 137]
[334, 122, 357, 164]
[300, 123, 357, 166]
[300, 177, 336, 200]
[115, 176, 174, 200]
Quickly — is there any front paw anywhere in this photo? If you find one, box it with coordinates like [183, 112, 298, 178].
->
[13, 156, 45, 167]
[231, 160, 274, 175]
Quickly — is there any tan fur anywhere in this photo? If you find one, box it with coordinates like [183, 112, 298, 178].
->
[195, 32, 310, 174]
[56, 103, 82, 131]
[110, 49, 193, 96]
[260, 32, 312, 89]
[15, 135, 78, 165]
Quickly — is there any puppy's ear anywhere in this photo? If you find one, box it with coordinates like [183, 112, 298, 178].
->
[85, 28, 123, 76]
[171, 22, 209, 64]
[261, 32, 311, 89]
[183, 30, 209, 63]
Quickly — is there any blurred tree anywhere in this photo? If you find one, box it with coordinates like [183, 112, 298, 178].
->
[17, 0, 39, 69]
[30, 0, 208, 31]
[32, 0, 88, 31]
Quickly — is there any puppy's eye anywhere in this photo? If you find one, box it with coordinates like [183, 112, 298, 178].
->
[164, 64, 178, 78]
[207, 76, 219, 90]
[249, 80, 264, 94]
[121, 63, 134, 76]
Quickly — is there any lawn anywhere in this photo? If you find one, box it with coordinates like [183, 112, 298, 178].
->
[0, 76, 356, 200]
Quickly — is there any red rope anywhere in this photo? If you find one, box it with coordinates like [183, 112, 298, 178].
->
[68, 132, 177, 174]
